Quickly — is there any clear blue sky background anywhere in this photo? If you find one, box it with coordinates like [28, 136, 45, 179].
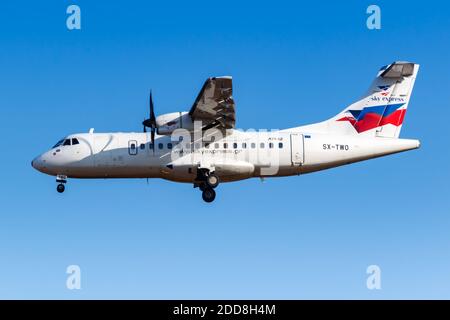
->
[0, 0, 449, 299]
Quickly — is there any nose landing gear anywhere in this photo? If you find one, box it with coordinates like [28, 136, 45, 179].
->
[57, 184, 65, 193]
[56, 175, 67, 193]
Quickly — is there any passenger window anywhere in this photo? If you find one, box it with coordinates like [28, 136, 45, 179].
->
[214, 143, 219, 149]
[205, 143, 210, 149]
[251, 143, 256, 149]
[233, 143, 238, 149]
[140, 143, 145, 150]
[149, 143, 154, 150]
[185, 143, 191, 150]
[130, 143, 136, 150]
[63, 139, 71, 146]
[279, 142, 283, 148]
[72, 138, 80, 145]
[158, 143, 163, 150]
[242, 143, 247, 149]
[223, 143, 228, 149]
[167, 143, 172, 149]
[260, 142, 265, 149]
[269, 142, 274, 148]
[195, 143, 200, 149]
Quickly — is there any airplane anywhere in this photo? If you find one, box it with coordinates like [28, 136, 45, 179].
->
[32, 61, 420, 203]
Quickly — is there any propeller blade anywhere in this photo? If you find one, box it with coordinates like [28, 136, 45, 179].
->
[149, 90, 156, 125]
[142, 89, 157, 148]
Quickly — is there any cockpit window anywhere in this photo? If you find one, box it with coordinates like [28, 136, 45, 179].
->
[53, 138, 78, 148]
[52, 139, 65, 148]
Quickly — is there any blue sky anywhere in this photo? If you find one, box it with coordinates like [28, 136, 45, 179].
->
[0, 0, 449, 299]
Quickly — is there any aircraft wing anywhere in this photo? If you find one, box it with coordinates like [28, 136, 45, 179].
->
[189, 76, 236, 131]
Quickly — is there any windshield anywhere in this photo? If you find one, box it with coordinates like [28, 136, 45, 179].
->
[52, 138, 81, 148]
[52, 139, 65, 148]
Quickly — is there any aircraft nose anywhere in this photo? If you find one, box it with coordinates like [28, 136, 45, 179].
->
[31, 155, 45, 172]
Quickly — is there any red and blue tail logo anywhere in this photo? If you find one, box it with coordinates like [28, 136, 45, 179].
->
[337, 103, 406, 133]
[378, 85, 391, 96]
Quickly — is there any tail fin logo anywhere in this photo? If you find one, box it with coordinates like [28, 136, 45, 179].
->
[337, 103, 406, 133]
[377, 85, 391, 96]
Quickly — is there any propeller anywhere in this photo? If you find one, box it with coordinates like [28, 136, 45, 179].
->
[142, 90, 157, 145]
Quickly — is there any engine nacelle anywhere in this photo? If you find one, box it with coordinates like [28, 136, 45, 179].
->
[156, 112, 194, 135]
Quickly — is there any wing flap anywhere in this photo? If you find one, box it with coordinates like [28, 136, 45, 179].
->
[189, 76, 236, 130]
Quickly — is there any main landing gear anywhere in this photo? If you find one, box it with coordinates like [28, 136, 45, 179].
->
[205, 173, 219, 189]
[56, 175, 67, 193]
[202, 187, 216, 203]
[195, 169, 219, 203]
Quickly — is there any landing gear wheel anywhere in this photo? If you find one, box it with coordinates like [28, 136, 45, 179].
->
[57, 184, 65, 193]
[206, 173, 219, 188]
[202, 188, 216, 203]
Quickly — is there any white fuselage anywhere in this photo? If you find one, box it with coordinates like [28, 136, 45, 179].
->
[32, 128, 420, 183]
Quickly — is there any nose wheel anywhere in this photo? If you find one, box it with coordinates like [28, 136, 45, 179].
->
[57, 184, 65, 193]
[56, 175, 67, 193]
